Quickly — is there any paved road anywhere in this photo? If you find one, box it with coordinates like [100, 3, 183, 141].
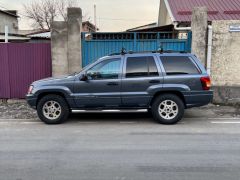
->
[1, 112, 240, 180]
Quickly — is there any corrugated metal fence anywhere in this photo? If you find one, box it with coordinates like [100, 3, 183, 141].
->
[82, 32, 192, 67]
[0, 43, 51, 99]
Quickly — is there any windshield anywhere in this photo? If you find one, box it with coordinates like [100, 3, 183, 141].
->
[69, 61, 97, 76]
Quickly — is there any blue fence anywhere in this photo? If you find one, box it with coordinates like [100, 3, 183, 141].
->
[81, 32, 192, 67]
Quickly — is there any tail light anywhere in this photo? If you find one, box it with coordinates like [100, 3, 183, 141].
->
[200, 76, 211, 90]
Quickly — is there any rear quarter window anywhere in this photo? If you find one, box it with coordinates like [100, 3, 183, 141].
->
[160, 56, 200, 75]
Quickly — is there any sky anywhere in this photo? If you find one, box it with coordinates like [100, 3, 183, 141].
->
[0, 0, 160, 32]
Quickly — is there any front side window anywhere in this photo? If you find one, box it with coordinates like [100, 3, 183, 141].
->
[126, 56, 159, 78]
[87, 58, 121, 80]
[160, 56, 200, 75]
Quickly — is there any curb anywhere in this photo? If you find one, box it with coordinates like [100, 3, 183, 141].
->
[0, 118, 38, 122]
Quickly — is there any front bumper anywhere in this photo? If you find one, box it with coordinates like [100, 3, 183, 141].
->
[26, 94, 37, 109]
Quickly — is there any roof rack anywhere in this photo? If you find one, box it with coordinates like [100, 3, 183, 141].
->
[109, 49, 188, 56]
[160, 50, 188, 53]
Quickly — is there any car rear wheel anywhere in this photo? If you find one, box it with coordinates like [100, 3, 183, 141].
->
[151, 94, 184, 125]
[37, 95, 69, 124]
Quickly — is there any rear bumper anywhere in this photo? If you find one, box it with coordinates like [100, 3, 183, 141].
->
[26, 94, 37, 109]
[183, 90, 213, 108]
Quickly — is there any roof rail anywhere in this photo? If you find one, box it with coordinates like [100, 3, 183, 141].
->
[109, 49, 188, 56]
[161, 50, 188, 53]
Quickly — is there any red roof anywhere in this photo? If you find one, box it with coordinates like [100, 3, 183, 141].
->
[167, 0, 240, 22]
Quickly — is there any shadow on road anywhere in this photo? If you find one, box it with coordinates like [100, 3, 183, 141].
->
[68, 112, 154, 123]
[67, 109, 213, 124]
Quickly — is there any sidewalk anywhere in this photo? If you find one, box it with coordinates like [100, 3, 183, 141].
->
[0, 100, 37, 119]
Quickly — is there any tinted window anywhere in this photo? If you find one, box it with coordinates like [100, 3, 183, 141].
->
[160, 56, 200, 75]
[149, 58, 159, 76]
[126, 56, 158, 78]
[87, 58, 121, 80]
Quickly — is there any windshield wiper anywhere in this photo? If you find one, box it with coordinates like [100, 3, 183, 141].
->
[69, 72, 77, 76]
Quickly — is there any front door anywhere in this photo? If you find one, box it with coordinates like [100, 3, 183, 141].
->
[74, 57, 122, 108]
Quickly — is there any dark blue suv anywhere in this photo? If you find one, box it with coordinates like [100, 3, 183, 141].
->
[26, 52, 213, 124]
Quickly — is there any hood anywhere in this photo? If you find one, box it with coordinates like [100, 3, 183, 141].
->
[32, 75, 76, 86]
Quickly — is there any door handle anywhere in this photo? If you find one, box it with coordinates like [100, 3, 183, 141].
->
[149, 80, 160, 84]
[107, 82, 119, 86]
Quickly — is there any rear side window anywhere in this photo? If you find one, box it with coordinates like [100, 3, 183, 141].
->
[126, 56, 158, 78]
[160, 56, 200, 75]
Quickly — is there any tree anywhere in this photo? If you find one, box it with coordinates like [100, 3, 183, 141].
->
[23, 0, 89, 30]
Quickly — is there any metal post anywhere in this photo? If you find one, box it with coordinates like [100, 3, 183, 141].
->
[5, 25, 8, 43]
[82, 32, 86, 67]
[133, 33, 137, 51]
[206, 26, 213, 75]
[157, 32, 160, 50]
[186, 31, 192, 52]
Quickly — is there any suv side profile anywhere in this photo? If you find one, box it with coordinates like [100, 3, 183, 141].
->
[26, 52, 213, 125]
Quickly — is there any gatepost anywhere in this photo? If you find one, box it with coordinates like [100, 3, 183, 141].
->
[51, 7, 82, 77]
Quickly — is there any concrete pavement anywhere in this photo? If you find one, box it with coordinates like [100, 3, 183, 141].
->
[1, 112, 240, 180]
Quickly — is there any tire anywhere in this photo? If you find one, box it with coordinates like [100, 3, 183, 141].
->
[37, 95, 69, 124]
[151, 94, 184, 125]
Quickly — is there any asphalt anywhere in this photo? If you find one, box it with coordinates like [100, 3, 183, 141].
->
[1, 112, 240, 180]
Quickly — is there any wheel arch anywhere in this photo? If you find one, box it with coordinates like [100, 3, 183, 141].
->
[150, 91, 186, 108]
[36, 91, 70, 108]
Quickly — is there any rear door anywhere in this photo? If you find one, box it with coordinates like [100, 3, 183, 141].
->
[121, 54, 163, 107]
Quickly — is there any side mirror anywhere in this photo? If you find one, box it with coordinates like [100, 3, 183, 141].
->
[80, 74, 88, 81]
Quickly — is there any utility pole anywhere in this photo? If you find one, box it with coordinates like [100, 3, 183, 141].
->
[94, 4, 97, 32]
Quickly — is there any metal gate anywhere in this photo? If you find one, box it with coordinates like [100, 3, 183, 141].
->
[81, 32, 192, 67]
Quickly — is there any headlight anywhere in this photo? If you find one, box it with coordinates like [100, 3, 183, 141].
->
[28, 85, 34, 94]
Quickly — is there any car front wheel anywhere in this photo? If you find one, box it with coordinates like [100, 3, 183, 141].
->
[37, 95, 69, 124]
[151, 94, 184, 125]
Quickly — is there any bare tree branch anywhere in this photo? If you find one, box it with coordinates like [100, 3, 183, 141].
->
[23, 0, 90, 30]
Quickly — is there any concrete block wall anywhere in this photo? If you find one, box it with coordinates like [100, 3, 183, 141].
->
[211, 20, 240, 105]
[190, 8, 240, 105]
[51, 8, 82, 77]
[191, 7, 208, 66]
[67, 8, 82, 74]
[51, 22, 68, 76]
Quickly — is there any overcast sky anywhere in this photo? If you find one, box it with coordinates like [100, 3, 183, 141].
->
[0, 0, 160, 31]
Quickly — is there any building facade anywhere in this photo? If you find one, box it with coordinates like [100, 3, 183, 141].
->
[0, 10, 18, 34]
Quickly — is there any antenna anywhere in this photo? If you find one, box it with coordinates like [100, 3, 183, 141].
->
[94, 4, 97, 32]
